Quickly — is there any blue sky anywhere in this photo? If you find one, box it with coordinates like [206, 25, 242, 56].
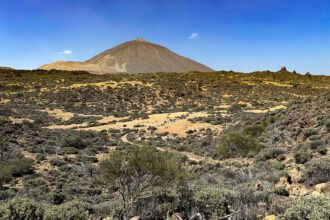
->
[0, 0, 329, 75]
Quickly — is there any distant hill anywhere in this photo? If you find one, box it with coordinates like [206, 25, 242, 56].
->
[0, 66, 13, 70]
[39, 38, 213, 74]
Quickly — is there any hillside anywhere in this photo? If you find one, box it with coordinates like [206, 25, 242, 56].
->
[0, 66, 13, 70]
[39, 38, 213, 74]
[0, 68, 329, 219]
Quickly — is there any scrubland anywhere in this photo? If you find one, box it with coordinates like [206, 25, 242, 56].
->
[0, 68, 329, 219]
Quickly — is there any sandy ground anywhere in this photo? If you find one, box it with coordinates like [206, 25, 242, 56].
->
[68, 81, 118, 90]
[78, 111, 223, 137]
[67, 80, 153, 90]
[0, 98, 10, 104]
[41, 108, 75, 121]
[9, 117, 34, 124]
[245, 105, 287, 113]
[47, 123, 89, 129]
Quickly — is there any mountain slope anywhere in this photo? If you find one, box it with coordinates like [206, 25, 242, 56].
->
[39, 38, 213, 74]
[0, 66, 13, 70]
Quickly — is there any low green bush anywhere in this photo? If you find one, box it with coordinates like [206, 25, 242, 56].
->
[0, 199, 90, 220]
[58, 147, 79, 155]
[317, 145, 327, 155]
[0, 158, 34, 187]
[305, 158, 330, 185]
[325, 120, 330, 132]
[294, 147, 311, 164]
[100, 145, 184, 213]
[279, 196, 330, 219]
[275, 186, 289, 197]
[61, 135, 87, 149]
[309, 140, 324, 149]
[258, 147, 286, 160]
[304, 128, 317, 139]
[44, 200, 90, 220]
[194, 186, 238, 218]
[243, 123, 267, 137]
[218, 133, 264, 158]
[0, 198, 44, 220]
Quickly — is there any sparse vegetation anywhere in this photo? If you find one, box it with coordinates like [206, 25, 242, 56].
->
[0, 68, 329, 219]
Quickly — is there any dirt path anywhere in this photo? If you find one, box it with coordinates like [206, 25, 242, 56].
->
[156, 147, 220, 164]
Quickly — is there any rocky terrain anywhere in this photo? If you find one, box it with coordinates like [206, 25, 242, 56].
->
[0, 68, 329, 219]
[39, 38, 213, 74]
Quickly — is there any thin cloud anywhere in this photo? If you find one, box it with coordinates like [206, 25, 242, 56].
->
[188, 33, 199, 39]
[59, 50, 73, 54]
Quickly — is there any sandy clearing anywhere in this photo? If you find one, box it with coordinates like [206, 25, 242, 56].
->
[41, 108, 75, 121]
[9, 117, 34, 124]
[216, 105, 231, 109]
[98, 116, 129, 124]
[47, 123, 89, 129]
[68, 81, 118, 90]
[45, 114, 128, 130]
[67, 80, 153, 90]
[263, 81, 293, 88]
[238, 101, 252, 107]
[245, 105, 287, 114]
[94, 147, 116, 162]
[79, 112, 189, 131]
[78, 111, 222, 137]
[156, 119, 220, 137]
[222, 94, 233, 98]
[21, 151, 36, 160]
[0, 98, 10, 104]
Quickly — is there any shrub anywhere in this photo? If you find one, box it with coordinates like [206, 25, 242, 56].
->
[0, 198, 44, 220]
[194, 186, 238, 218]
[317, 145, 327, 155]
[62, 135, 87, 149]
[58, 147, 79, 155]
[294, 147, 311, 164]
[309, 140, 324, 149]
[325, 120, 330, 132]
[0, 199, 90, 220]
[46, 190, 66, 205]
[0, 139, 20, 161]
[229, 104, 243, 112]
[100, 145, 184, 213]
[217, 133, 264, 158]
[305, 158, 330, 185]
[275, 187, 289, 197]
[0, 189, 15, 201]
[304, 128, 317, 139]
[307, 135, 321, 141]
[258, 147, 286, 161]
[272, 161, 286, 170]
[279, 196, 330, 219]
[0, 158, 34, 187]
[243, 123, 267, 137]
[44, 200, 90, 220]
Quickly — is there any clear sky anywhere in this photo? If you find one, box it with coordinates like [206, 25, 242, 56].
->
[0, 0, 329, 74]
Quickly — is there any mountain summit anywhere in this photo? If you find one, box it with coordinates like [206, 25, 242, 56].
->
[39, 38, 213, 74]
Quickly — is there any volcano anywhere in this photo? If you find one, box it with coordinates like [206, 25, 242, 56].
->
[39, 38, 213, 74]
